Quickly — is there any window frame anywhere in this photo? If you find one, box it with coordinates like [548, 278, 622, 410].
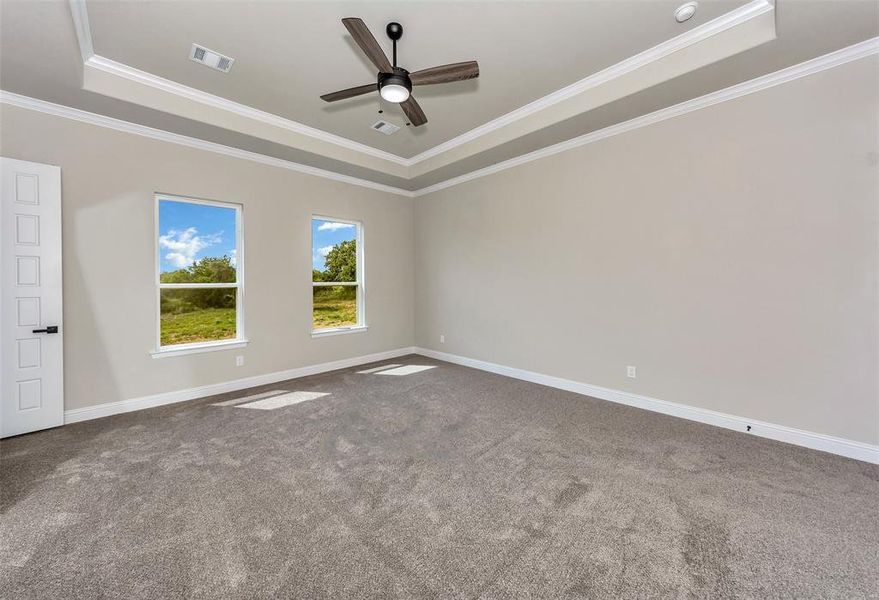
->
[311, 215, 366, 337]
[152, 193, 247, 357]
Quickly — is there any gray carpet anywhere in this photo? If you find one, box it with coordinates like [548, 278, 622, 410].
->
[1, 355, 877, 599]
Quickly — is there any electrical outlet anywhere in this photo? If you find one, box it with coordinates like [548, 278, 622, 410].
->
[236, 355, 244, 367]
[627, 366, 637, 379]
[440, 334, 445, 344]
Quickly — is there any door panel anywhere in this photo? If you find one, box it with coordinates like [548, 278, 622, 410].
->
[1, 158, 63, 437]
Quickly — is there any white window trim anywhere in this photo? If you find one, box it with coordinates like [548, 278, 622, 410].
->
[311, 215, 366, 336]
[311, 325, 368, 339]
[153, 193, 246, 355]
[150, 339, 249, 358]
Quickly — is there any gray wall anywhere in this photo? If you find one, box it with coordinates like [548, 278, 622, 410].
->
[0, 105, 415, 411]
[415, 56, 879, 445]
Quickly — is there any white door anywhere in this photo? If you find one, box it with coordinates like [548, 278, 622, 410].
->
[1, 158, 63, 437]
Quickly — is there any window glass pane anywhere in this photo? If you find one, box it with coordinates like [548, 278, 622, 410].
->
[312, 219, 356, 283]
[160, 288, 236, 346]
[159, 199, 237, 283]
[313, 286, 357, 330]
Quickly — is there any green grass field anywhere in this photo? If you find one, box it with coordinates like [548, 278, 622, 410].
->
[159, 288, 357, 345]
[312, 286, 357, 329]
[160, 307, 236, 346]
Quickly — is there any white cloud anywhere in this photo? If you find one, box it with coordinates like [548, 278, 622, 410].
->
[317, 221, 354, 232]
[230, 248, 237, 267]
[313, 245, 335, 269]
[159, 227, 221, 268]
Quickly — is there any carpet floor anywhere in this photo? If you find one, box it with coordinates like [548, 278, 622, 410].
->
[1, 355, 877, 599]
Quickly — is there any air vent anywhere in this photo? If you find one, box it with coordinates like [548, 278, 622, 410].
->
[189, 43, 235, 73]
[371, 120, 400, 135]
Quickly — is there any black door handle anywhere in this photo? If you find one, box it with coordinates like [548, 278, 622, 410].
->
[32, 326, 58, 334]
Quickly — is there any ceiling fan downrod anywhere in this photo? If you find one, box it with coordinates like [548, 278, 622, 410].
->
[386, 22, 403, 68]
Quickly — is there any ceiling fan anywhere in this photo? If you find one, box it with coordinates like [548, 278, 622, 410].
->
[320, 18, 479, 127]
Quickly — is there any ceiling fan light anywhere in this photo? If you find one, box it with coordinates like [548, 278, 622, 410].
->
[378, 68, 412, 103]
[380, 83, 410, 103]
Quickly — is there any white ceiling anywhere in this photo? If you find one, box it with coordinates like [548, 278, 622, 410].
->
[1, 1, 877, 191]
[85, 0, 747, 158]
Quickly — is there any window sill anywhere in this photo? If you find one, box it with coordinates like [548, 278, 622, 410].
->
[311, 325, 368, 339]
[151, 339, 250, 358]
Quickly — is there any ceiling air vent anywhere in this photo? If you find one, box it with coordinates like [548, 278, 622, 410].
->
[189, 43, 235, 73]
[371, 120, 400, 135]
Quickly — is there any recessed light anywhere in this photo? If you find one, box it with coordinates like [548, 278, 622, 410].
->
[674, 1, 698, 23]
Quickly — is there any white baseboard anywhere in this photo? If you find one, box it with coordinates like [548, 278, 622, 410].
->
[413, 347, 879, 464]
[62, 344, 877, 464]
[64, 346, 417, 424]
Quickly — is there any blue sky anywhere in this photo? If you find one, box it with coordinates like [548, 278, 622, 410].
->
[312, 219, 356, 270]
[158, 200, 237, 273]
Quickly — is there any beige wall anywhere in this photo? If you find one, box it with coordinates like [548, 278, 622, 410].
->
[0, 105, 414, 411]
[415, 56, 879, 445]
[1, 55, 876, 445]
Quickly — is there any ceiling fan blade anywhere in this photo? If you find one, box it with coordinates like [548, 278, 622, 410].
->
[342, 17, 393, 73]
[410, 61, 479, 86]
[400, 95, 427, 127]
[320, 83, 376, 103]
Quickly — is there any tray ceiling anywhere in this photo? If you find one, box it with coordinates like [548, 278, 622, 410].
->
[85, 0, 747, 158]
[1, 1, 877, 193]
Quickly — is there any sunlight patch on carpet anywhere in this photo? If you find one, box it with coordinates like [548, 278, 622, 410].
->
[235, 391, 330, 410]
[357, 363, 403, 374]
[212, 390, 289, 407]
[375, 365, 436, 376]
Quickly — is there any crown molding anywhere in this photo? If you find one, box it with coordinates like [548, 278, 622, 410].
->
[68, 0, 774, 174]
[405, 0, 773, 166]
[411, 36, 879, 197]
[68, 0, 93, 63]
[0, 91, 415, 197]
[83, 54, 411, 168]
[68, 0, 408, 171]
[4, 37, 876, 200]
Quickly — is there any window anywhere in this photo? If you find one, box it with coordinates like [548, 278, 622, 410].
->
[155, 195, 244, 353]
[312, 216, 364, 335]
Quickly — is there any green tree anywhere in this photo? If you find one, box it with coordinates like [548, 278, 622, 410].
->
[321, 240, 356, 282]
[159, 255, 236, 312]
[160, 256, 235, 284]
